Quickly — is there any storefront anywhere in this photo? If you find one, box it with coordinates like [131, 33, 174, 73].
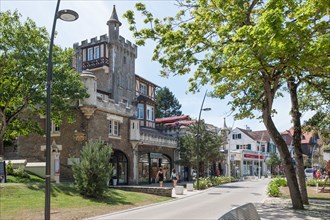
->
[138, 152, 171, 184]
[232, 150, 265, 177]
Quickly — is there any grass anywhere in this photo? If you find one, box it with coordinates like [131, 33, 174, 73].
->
[0, 180, 172, 220]
[280, 185, 330, 200]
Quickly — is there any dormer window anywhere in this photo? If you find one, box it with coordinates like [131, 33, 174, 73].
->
[140, 83, 147, 95]
[232, 133, 241, 139]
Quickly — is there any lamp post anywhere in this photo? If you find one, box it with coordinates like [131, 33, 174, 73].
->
[257, 132, 264, 179]
[45, 1, 78, 219]
[196, 90, 211, 190]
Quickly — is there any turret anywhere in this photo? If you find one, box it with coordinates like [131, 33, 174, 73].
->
[107, 5, 121, 42]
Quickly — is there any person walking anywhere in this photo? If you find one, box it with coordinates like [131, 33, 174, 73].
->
[321, 160, 330, 191]
[156, 167, 164, 187]
[171, 168, 178, 187]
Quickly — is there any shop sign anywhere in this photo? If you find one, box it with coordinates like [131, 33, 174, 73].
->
[150, 153, 162, 158]
[54, 159, 60, 175]
[244, 154, 264, 159]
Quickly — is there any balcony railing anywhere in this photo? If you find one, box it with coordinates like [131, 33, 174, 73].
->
[83, 57, 109, 70]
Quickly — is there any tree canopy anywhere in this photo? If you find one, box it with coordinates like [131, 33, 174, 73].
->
[124, 0, 330, 209]
[178, 121, 223, 176]
[0, 10, 88, 155]
[155, 86, 182, 118]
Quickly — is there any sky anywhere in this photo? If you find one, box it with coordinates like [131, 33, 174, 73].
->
[1, 0, 314, 132]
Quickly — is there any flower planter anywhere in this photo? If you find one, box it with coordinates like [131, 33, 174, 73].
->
[186, 183, 194, 191]
[175, 186, 184, 195]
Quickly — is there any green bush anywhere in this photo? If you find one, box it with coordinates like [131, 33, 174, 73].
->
[267, 180, 281, 197]
[267, 177, 287, 197]
[193, 176, 237, 189]
[72, 138, 113, 198]
[273, 177, 287, 187]
[6, 161, 14, 175]
[13, 168, 30, 179]
[306, 179, 330, 187]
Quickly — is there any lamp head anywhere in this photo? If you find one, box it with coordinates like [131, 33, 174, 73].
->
[202, 107, 211, 111]
[58, 9, 79, 22]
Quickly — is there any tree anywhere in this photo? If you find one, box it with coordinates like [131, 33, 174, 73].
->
[178, 121, 223, 177]
[72, 139, 113, 198]
[124, 0, 329, 209]
[155, 86, 182, 118]
[266, 152, 282, 175]
[0, 10, 88, 155]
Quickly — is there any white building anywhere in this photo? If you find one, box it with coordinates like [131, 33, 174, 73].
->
[224, 126, 277, 178]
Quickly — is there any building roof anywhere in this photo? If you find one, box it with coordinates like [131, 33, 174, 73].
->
[108, 5, 122, 26]
[237, 128, 271, 142]
[155, 115, 191, 123]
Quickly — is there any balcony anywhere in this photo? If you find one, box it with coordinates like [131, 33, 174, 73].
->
[83, 57, 109, 70]
[135, 127, 177, 148]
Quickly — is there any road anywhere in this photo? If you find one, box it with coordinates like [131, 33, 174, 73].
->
[89, 178, 270, 220]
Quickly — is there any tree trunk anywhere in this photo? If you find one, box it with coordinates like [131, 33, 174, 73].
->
[263, 110, 304, 209]
[288, 79, 309, 205]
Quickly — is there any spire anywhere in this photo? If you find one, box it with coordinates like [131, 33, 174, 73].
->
[107, 5, 122, 26]
[223, 117, 227, 128]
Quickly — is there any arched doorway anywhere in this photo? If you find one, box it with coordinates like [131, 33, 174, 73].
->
[110, 150, 128, 185]
[138, 152, 171, 184]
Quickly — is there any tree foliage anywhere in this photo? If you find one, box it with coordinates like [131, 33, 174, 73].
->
[72, 139, 113, 198]
[0, 10, 88, 155]
[124, 0, 329, 209]
[178, 121, 223, 176]
[155, 86, 182, 118]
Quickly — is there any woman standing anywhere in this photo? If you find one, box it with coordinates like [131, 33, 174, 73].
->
[171, 168, 178, 187]
[156, 167, 164, 187]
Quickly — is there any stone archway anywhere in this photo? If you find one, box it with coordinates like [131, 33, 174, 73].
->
[110, 150, 128, 185]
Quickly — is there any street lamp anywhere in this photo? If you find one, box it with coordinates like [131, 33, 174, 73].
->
[45, 1, 78, 219]
[196, 90, 211, 190]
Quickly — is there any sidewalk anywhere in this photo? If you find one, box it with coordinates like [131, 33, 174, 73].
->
[256, 197, 330, 220]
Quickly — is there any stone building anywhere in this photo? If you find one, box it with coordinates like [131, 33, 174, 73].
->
[16, 6, 177, 185]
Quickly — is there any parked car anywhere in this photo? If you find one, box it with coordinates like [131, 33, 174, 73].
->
[304, 168, 314, 179]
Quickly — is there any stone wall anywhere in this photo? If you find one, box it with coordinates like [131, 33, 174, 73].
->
[113, 185, 173, 197]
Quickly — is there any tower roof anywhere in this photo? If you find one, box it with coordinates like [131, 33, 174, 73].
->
[107, 5, 122, 26]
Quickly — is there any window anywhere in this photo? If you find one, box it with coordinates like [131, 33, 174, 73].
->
[232, 133, 241, 139]
[146, 105, 154, 121]
[109, 120, 120, 136]
[140, 83, 147, 95]
[137, 104, 144, 119]
[50, 122, 60, 136]
[51, 122, 60, 133]
[88, 48, 93, 61]
[94, 46, 100, 59]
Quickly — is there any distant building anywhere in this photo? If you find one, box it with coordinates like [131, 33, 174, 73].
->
[220, 122, 277, 178]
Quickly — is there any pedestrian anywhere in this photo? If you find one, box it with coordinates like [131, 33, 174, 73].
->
[316, 170, 321, 179]
[321, 160, 330, 191]
[156, 167, 164, 187]
[171, 168, 178, 187]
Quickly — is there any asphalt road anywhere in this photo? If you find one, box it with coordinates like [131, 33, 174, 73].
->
[89, 178, 270, 220]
